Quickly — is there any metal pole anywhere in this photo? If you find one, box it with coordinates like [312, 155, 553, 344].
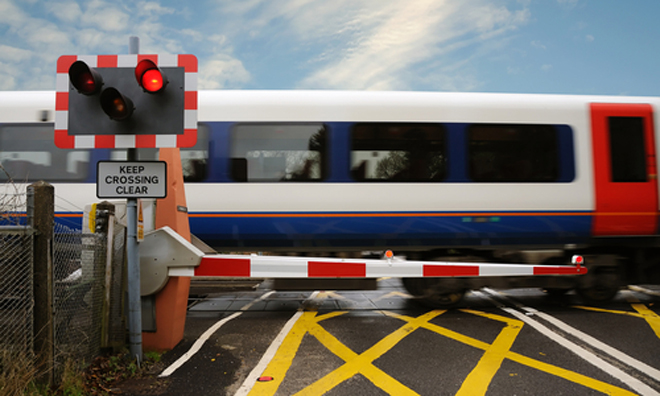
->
[127, 36, 143, 363]
[129, 36, 139, 56]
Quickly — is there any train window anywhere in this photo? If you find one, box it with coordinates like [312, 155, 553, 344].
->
[351, 123, 446, 182]
[111, 124, 210, 182]
[181, 124, 210, 182]
[468, 124, 558, 182]
[230, 123, 327, 182]
[608, 117, 647, 182]
[0, 124, 90, 182]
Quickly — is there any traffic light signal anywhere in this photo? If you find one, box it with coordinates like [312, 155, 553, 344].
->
[55, 54, 198, 149]
[68, 60, 103, 95]
[100, 88, 134, 121]
[135, 59, 168, 93]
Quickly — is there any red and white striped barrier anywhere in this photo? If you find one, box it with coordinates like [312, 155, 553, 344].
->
[168, 253, 586, 279]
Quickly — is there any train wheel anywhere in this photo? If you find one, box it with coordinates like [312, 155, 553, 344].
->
[576, 256, 620, 304]
[402, 278, 424, 296]
[420, 289, 465, 307]
[403, 278, 466, 308]
[577, 284, 619, 304]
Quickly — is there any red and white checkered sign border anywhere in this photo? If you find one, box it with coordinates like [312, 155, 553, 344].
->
[55, 54, 198, 149]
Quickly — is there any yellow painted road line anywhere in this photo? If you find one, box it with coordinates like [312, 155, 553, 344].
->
[532, 305, 660, 382]
[247, 306, 646, 396]
[576, 296, 660, 341]
[388, 310, 642, 396]
[624, 293, 660, 340]
[574, 305, 647, 318]
[630, 303, 660, 339]
[244, 310, 346, 396]
[506, 351, 639, 396]
[455, 310, 523, 396]
[501, 307, 659, 396]
[296, 310, 446, 395]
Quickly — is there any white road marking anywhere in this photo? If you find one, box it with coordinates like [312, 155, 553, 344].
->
[629, 285, 660, 297]
[522, 305, 660, 381]
[159, 291, 275, 378]
[234, 291, 319, 396]
[479, 289, 660, 396]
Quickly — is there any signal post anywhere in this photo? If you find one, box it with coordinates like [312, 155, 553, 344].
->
[55, 44, 198, 360]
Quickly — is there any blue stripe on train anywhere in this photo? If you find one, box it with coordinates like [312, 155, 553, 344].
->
[188, 212, 593, 249]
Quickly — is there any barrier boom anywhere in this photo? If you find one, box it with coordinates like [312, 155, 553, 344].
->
[168, 253, 586, 279]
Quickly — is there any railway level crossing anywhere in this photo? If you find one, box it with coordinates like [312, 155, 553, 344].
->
[57, 45, 588, 359]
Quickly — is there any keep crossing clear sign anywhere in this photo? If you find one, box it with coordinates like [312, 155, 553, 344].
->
[97, 161, 167, 199]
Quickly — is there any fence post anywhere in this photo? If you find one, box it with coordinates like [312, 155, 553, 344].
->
[29, 181, 54, 386]
[95, 201, 116, 349]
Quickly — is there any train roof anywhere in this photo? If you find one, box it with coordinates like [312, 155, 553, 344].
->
[0, 90, 658, 123]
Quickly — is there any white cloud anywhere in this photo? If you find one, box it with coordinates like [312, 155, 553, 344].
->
[0, 45, 33, 62]
[0, 0, 530, 92]
[79, 0, 130, 32]
[46, 1, 82, 23]
[586, 34, 595, 42]
[199, 56, 250, 89]
[0, 0, 187, 90]
[0, 0, 27, 25]
[271, 0, 532, 90]
[136, 1, 174, 18]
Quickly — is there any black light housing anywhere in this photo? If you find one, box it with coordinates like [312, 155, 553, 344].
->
[100, 88, 134, 121]
[68, 60, 103, 95]
[135, 59, 168, 93]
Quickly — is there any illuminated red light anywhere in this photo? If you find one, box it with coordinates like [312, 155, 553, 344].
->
[135, 59, 168, 93]
[572, 255, 584, 265]
[141, 69, 165, 92]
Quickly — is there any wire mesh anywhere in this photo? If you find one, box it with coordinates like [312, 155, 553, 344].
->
[1, 181, 128, 383]
[52, 222, 106, 377]
[0, 228, 33, 356]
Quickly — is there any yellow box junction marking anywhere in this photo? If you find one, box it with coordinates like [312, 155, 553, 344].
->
[574, 296, 660, 340]
[454, 309, 522, 396]
[248, 308, 638, 396]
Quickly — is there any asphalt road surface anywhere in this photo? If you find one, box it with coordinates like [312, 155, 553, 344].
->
[127, 280, 660, 396]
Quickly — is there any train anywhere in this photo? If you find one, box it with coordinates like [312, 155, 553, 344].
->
[1, 89, 659, 304]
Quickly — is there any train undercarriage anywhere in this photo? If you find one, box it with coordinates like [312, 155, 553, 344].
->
[256, 243, 660, 308]
[396, 244, 660, 307]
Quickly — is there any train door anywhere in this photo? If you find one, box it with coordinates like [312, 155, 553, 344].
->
[590, 103, 658, 236]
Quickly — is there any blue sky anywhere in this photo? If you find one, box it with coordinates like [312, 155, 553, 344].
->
[1, 0, 659, 96]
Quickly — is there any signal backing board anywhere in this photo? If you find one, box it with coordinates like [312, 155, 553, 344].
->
[55, 54, 198, 149]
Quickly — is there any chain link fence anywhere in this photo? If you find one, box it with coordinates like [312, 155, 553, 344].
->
[0, 226, 34, 356]
[52, 223, 104, 379]
[1, 182, 127, 384]
[0, 182, 34, 365]
[52, 210, 127, 380]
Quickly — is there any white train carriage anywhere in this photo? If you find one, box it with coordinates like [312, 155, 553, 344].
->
[1, 90, 658, 304]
